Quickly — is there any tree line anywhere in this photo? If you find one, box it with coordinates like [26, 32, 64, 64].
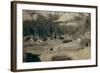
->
[23, 11, 90, 41]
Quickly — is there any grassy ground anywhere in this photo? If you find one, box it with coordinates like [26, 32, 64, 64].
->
[39, 47, 90, 61]
[23, 39, 91, 62]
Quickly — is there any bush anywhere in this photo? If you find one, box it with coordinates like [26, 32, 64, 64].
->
[24, 36, 30, 42]
[59, 36, 64, 39]
[34, 38, 37, 42]
[80, 38, 90, 47]
[23, 53, 41, 62]
[62, 39, 72, 43]
[52, 56, 72, 61]
[42, 38, 47, 41]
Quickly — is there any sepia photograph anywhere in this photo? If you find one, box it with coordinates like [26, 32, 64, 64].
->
[11, 1, 97, 71]
[23, 10, 91, 62]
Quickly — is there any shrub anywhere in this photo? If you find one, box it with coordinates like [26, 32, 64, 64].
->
[42, 38, 47, 41]
[80, 38, 90, 47]
[62, 39, 72, 43]
[34, 38, 37, 42]
[52, 56, 72, 61]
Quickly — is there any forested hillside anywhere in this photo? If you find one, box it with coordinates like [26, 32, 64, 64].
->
[23, 10, 90, 41]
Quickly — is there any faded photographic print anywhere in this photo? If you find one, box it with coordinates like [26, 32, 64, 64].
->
[23, 10, 91, 62]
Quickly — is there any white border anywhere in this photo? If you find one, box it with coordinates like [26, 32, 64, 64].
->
[17, 3, 96, 69]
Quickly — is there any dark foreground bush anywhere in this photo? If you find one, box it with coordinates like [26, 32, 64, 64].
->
[23, 53, 41, 62]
